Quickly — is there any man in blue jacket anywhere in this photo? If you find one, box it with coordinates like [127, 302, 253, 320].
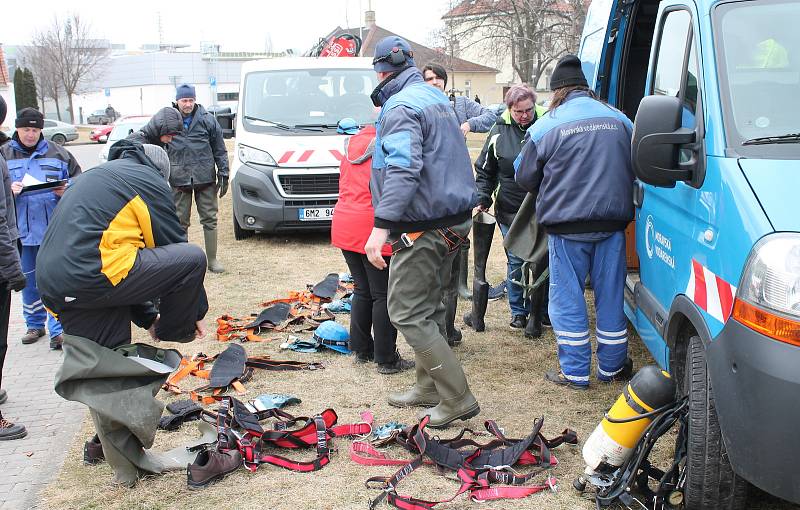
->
[364, 36, 479, 428]
[515, 55, 634, 390]
[0, 108, 81, 350]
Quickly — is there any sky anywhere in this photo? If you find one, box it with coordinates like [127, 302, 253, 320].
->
[3, 0, 456, 53]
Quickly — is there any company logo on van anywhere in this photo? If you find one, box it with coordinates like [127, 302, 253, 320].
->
[645, 215, 675, 269]
[645, 215, 655, 259]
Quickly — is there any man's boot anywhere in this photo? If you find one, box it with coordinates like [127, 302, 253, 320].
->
[0, 411, 27, 441]
[387, 351, 440, 408]
[416, 341, 479, 428]
[524, 285, 546, 339]
[457, 245, 471, 300]
[444, 291, 462, 347]
[203, 229, 225, 273]
[463, 213, 495, 332]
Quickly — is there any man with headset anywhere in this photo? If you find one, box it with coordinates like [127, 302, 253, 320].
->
[364, 36, 480, 428]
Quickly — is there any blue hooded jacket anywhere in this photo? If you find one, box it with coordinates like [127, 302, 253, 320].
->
[370, 67, 476, 232]
[514, 91, 634, 234]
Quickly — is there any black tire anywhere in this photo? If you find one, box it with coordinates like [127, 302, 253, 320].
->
[51, 134, 66, 146]
[233, 213, 254, 240]
[683, 335, 748, 510]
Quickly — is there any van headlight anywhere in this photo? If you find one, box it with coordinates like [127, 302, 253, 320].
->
[733, 233, 800, 346]
[238, 144, 276, 167]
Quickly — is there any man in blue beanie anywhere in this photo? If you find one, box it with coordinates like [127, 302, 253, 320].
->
[166, 83, 229, 273]
[364, 36, 480, 428]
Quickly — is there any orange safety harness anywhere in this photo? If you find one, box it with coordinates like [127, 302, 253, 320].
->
[163, 352, 323, 404]
[216, 282, 353, 343]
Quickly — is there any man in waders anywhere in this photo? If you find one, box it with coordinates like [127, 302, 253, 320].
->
[364, 36, 480, 428]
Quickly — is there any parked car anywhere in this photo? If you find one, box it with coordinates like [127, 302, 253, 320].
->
[87, 109, 113, 125]
[486, 102, 506, 116]
[90, 124, 114, 143]
[4, 119, 81, 146]
[99, 116, 151, 163]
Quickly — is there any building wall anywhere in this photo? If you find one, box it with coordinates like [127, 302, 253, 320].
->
[70, 81, 240, 123]
[446, 16, 559, 92]
[446, 72, 504, 104]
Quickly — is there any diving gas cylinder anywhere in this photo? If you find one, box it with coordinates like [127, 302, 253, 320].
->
[582, 365, 676, 473]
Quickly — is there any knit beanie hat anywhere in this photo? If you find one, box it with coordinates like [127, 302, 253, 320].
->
[142, 144, 171, 181]
[550, 55, 588, 91]
[176, 84, 196, 100]
[15, 107, 45, 129]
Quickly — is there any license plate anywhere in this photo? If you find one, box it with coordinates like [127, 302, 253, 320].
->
[299, 207, 334, 221]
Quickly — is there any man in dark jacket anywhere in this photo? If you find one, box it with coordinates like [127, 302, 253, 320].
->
[38, 140, 208, 484]
[0, 97, 29, 441]
[515, 55, 634, 390]
[1, 107, 81, 350]
[127, 107, 183, 148]
[37, 140, 208, 348]
[168, 84, 229, 273]
[365, 36, 479, 428]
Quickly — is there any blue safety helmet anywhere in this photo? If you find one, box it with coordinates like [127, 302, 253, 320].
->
[337, 117, 359, 135]
[313, 321, 351, 354]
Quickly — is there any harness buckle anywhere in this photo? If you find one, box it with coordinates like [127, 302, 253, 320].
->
[400, 233, 414, 248]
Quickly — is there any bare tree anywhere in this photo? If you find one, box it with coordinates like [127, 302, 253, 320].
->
[18, 42, 63, 119]
[37, 15, 109, 123]
[443, 0, 587, 88]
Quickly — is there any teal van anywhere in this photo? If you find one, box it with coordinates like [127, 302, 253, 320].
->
[578, 0, 799, 507]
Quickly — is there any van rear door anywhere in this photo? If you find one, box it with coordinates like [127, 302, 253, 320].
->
[578, 0, 635, 101]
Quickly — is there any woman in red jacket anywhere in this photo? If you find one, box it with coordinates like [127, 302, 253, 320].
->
[331, 120, 413, 375]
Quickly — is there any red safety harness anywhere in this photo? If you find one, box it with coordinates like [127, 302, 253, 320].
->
[209, 396, 373, 473]
[357, 416, 577, 509]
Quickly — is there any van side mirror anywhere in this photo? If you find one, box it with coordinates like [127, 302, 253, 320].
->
[631, 95, 695, 188]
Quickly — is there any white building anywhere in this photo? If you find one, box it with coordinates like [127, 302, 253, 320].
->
[73, 48, 280, 123]
[3, 43, 281, 124]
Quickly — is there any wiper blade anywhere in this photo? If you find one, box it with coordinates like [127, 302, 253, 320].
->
[742, 133, 800, 146]
[243, 115, 293, 131]
[293, 124, 329, 131]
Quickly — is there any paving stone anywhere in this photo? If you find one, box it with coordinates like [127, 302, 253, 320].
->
[0, 295, 83, 509]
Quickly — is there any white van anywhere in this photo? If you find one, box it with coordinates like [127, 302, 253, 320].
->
[230, 57, 377, 238]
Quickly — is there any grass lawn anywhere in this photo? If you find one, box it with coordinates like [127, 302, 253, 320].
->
[40, 137, 795, 510]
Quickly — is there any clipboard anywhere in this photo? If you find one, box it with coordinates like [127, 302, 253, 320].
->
[19, 179, 68, 195]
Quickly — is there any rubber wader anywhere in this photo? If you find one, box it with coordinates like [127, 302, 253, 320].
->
[204, 229, 225, 273]
[464, 212, 496, 332]
[457, 244, 471, 300]
[416, 341, 479, 428]
[524, 283, 547, 339]
[387, 351, 440, 408]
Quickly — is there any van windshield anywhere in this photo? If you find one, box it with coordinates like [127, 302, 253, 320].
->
[242, 69, 378, 132]
[715, 0, 800, 154]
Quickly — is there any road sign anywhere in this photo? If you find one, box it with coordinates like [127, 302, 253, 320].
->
[104, 88, 111, 97]
[209, 76, 217, 87]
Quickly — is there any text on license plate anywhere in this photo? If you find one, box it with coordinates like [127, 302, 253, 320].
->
[299, 207, 334, 221]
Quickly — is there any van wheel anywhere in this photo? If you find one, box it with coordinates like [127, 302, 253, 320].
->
[683, 335, 748, 510]
[233, 214, 253, 240]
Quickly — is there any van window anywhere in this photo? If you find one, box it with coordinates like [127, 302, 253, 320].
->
[242, 69, 378, 131]
[652, 10, 691, 99]
[715, 0, 799, 153]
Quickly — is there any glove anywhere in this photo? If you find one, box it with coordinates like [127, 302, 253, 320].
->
[6, 273, 27, 292]
[217, 175, 229, 198]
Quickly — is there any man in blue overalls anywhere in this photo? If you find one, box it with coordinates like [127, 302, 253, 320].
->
[515, 56, 634, 390]
[0, 108, 82, 350]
